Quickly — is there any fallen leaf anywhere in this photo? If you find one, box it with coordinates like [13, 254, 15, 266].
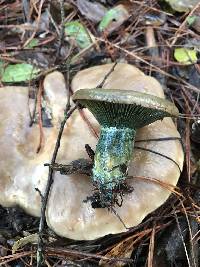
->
[187, 15, 200, 33]
[98, 4, 129, 34]
[187, 15, 198, 26]
[65, 21, 94, 49]
[25, 38, 39, 48]
[1, 63, 40, 82]
[77, 0, 107, 23]
[12, 233, 38, 254]
[174, 48, 197, 65]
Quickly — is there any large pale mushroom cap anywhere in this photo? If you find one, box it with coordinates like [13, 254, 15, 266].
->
[0, 71, 68, 216]
[0, 64, 184, 240]
[46, 63, 184, 240]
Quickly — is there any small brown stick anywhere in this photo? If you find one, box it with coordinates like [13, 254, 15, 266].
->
[97, 62, 118, 88]
[172, 205, 191, 267]
[56, 0, 65, 59]
[45, 246, 133, 264]
[0, 251, 34, 265]
[147, 225, 156, 267]
[23, 0, 45, 48]
[45, 158, 93, 176]
[181, 90, 191, 182]
[145, 23, 166, 86]
[22, 0, 30, 23]
[36, 102, 78, 267]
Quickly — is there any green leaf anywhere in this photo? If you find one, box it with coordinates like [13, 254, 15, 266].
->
[186, 15, 198, 26]
[174, 48, 197, 65]
[98, 5, 129, 32]
[64, 21, 93, 49]
[25, 38, 39, 48]
[1, 63, 40, 82]
[12, 234, 38, 253]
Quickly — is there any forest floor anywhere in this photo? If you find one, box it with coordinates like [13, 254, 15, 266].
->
[0, 0, 200, 266]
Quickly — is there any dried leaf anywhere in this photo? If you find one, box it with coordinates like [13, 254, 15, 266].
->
[77, 0, 107, 23]
[99, 228, 154, 266]
[99, 236, 137, 266]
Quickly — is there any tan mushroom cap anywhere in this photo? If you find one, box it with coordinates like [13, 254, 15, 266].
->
[46, 63, 184, 240]
[0, 65, 183, 240]
[0, 71, 68, 216]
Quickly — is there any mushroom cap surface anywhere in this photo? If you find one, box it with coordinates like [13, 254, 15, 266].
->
[0, 72, 68, 216]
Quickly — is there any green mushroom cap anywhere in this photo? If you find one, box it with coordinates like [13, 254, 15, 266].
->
[73, 89, 179, 129]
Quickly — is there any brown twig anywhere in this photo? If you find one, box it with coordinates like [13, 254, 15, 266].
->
[97, 62, 118, 88]
[23, 0, 45, 48]
[36, 68, 78, 267]
[147, 225, 155, 267]
[56, 0, 65, 59]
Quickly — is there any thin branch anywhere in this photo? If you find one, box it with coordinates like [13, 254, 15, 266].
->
[36, 104, 78, 267]
[97, 62, 118, 88]
[23, 0, 45, 48]
[56, 0, 65, 58]
[173, 205, 192, 267]
[135, 137, 182, 143]
[134, 146, 182, 172]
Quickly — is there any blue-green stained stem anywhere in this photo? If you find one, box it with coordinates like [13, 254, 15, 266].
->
[93, 126, 135, 196]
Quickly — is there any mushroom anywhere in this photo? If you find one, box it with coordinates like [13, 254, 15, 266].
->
[72, 88, 178, 208]
[46, 63, 184, 240]
[0, 64, 184, 240]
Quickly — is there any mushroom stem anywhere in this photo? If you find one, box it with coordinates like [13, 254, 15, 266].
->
[93, 126, 135, 203]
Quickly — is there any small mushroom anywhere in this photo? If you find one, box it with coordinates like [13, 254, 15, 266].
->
[73, 88, 178, 208]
